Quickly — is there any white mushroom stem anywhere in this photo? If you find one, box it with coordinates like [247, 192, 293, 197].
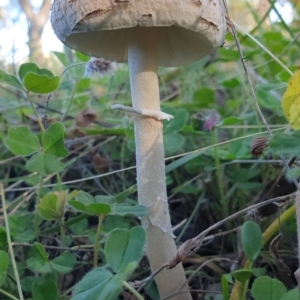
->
[128, 28, 191, 300]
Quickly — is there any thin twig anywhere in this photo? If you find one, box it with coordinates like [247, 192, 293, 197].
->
[4, 126, 288, 192]
[0, 184, 24, 300]
[12, 242, 93, 252]
[168, 193, 294, 269]
[43, 93, 52, 127]
[0, 288, 19, 300]
[179, 257, 234, 291]
[222, 1, 300, 191]
[0, 156, 22, 165]
[136, 264, 168, 292]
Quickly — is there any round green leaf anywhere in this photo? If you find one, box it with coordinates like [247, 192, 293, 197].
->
[23, 73, 60, 94]
[19, 63, 58, 94]
[42, 122, 68, 157]
[72, 267, 122, 300]
[85, 203, 111, 215]
[19, 63, 44, 82]
[51, 253, 77, 274]
[111, 204, 148, 217]
[26, 243, 51, 273]
[104, 227, 145, 273]
[0, 69, 24, 90]
[69, 200, 111, 216]
[231, 269, 253, 283]
[26, 152, 65, 174]
[4, 126, 40, 156]
[269, 134, 300, 156]
[164, 133, 185, 155]
[241, 221, 262, 261]
[32, 280, 58, 300]
[164, 108, 189, 133]
[38, 194, 60, 220]
[251, 276, 287, 300]
[280, 288, 300, 300]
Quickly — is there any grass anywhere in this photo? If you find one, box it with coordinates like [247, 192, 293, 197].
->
[0, 1, 300, 299]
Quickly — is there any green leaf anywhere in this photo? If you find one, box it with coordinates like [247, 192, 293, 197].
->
[280, 288, 300, 300]
[51, 253, 77, 274]
[4, 126, 40, 156]
[276, 66, 297, 83]
[0, 274, 6, 288]
[269, 134, 300, 156]
[75, 51, 91, 62]
[94, 195, 116, 204]
[32, 280, 58, 300]
[221, 274, 231, 300]
[52, 51, 70, 68]
[111, 204, 148, 217]
[164, 109, 189, 133]
[219, 48, 240, 61]
[69, 218, 88, 235]
[0, 250, 9, 274]
[15, 230, 35, 243]
[102, 216, 130, 233]
[0, 69, 24, 90]
[42, 122, 68, 157]
[26, 243, 51, 273]
[286, 167, 300, 181]
[241, 221, 262, 261]
[76, 191, 94, 205]
[251, 276, 287, 300]
[231, 269, 253, 283]
[222, 78, 240, 88]
[21, 276, 36, 292]
[105, 227, 145, 273]
[26, 152, 65, 174]
[0, 228, 7, 250]
[69, 201, 111, 215]
[218, 117, 244, 126]
[72, 267, 123, 300]
[19, 63, 60, 94]
[23, 73, 60, 94]
[69, 192, 112, 215]
[38, 194, 61, 220]
[164, 133, 185, 155]
[193, 88, 215, 108]
[19, 63, 50, 82]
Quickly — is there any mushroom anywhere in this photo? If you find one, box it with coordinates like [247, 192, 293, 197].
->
[51, 1, 226, 298]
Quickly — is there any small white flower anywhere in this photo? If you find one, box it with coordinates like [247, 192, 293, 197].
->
[84, 57, 117, 78]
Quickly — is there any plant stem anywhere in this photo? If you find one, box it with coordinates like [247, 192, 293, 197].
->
[0, 184, 24, 300]
[128, 27, 191, 299]
[212, 130, 226, 216]
[230, 204, 296, 300]
[34, 175, 44, 241]
[93, 214, 104, 268]
[56, 173, 62, 191]
[122, 280, 145, 300]
[294, 192, 300, 287]
[61, 80, 78, 122]
[60, 190, 66, 250]
[0, 288, 19, 300]
[26, 92, 45, 132]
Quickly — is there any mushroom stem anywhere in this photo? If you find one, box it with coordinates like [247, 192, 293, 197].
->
[128, 28, 192, 300]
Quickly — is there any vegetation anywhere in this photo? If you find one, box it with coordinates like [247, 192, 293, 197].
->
[0, 1, 300, 299]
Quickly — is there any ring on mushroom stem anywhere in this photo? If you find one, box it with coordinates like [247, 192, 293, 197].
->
[51, 1, 227, 299]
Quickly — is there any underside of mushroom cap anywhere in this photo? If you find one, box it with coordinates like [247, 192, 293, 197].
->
[51, 0, 227, 67]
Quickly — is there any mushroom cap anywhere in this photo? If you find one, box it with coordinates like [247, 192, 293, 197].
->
[51, 0, 227, 67]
